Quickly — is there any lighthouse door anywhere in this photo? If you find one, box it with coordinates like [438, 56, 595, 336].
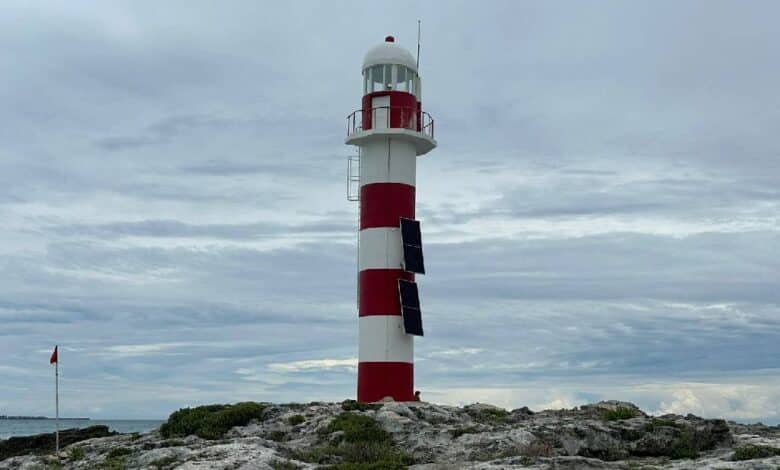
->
[372, 95, 390, 129]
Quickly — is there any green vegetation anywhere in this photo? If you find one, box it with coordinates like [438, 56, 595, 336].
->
[269, 460, 303, 470]
[341, 400, 382, 412]
[294, 412, 412, 470]
[99, 454, 128, 470]
[603, 407, 639, 421]
[159, 402, 267, 440]
[106, 447, 132, 459]
[149, 455, 179, 469]
[158, 439, 185, 448]
[732, 444, 780, 461]
[327, 413, 391, 444]
[520, 440, 555, 458]
[268, 430, 288, 442]
[449, 426, 481, 438]
[288, 414, 306, 426]
[467, 406, 510, 424]
[643, 418, 678, 431]
[668, 431, 699, 460]
[68, 446, 85, 460]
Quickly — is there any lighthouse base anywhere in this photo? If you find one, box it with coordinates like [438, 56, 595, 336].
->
[357, 362, 414, 403]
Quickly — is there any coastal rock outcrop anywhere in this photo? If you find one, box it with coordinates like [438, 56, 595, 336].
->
[0, 425, 115, 461]
[1, 400, 778, 469]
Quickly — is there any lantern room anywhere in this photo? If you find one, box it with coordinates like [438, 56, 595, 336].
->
[362, 36, 420, 96]
[346, 36, 436, 156]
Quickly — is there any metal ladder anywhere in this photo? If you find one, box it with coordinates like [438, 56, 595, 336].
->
[347, 150, 360, 202]
[347, 150, 361, 311]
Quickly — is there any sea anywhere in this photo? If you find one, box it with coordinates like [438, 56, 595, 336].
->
[0, 419, 164, 439]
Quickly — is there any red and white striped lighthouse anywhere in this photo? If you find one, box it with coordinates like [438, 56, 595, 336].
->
[345, 35, 436, 402]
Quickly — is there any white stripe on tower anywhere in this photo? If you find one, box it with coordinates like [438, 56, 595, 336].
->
[358, 228, 403, 271]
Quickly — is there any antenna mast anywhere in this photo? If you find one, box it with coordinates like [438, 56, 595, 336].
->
[416, 20, 421, 70]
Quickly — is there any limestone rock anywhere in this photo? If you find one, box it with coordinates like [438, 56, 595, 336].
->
[1, 401, 778, 469]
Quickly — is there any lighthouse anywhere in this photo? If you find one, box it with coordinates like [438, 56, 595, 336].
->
[345, 35, 436, 402]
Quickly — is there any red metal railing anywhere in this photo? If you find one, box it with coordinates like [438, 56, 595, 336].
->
[347, 106, 434, 140]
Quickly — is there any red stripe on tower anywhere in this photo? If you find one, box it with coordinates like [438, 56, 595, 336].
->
[360, 183, 415, 230]
[359, 269, 414, 316]
[358, 362, 414, 402]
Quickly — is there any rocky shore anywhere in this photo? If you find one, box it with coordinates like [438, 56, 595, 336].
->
[1, 400, 779, 469]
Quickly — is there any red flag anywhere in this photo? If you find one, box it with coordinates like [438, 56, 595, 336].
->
[50, 346, 58, 364]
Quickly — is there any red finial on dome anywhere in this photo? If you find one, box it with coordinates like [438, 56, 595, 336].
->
[385, 35, 395, 43]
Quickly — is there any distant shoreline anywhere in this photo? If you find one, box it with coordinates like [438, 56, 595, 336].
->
[0, 416, 90, 421]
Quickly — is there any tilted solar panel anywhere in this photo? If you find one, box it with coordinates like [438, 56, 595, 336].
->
[400, 218, 425, 274]
[398, 279, 424, 336]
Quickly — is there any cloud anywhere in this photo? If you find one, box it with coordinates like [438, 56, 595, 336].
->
[268, 359, 358, 373]
[102, 343, 193, 357]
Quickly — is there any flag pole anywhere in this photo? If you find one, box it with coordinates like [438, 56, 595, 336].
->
[55, 345, 59, 455]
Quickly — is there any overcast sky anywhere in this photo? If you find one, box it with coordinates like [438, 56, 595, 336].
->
[1, 1, 778, 423]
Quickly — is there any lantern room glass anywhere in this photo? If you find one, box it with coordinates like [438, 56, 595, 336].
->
[363, 65, 419, 96]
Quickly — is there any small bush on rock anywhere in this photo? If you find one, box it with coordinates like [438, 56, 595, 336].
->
[521, 439, 555, 457]
[466, 406, 510, 424]
[268, 430, 288, 442]
[107, 446, 132, 458]
[603, 407, 639, 421]
[449, 426, 481, 438]
[327, 413, 391, 444]
[288, 414, 306, 426]
[160, 402, 267, 439]
[68, 446, 85, 460]
[269, 459, 303, 470]
[644, 418, 679, 431]
[669, 431, 699, 460]
[296, 412, 412, 469]
[732, 445, 780, 461]
[150, 455, 179, 469]
[341, 399, 382, 412]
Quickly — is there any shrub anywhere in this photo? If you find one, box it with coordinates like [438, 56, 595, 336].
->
[288, 414, 306, 426]
[269, 460, 303, 470]
[603, 407, 639, 421]
[449, 426, 481, 438]
[329, 461, 408, 470]
[669, 431, 699, 460]
[327, 413, 391, 444]
[467, 406, 510, 424]
[160, 402, 267, 439]
[68, 446, 85, 460]
[644, 418, 678, 431]
[150, 455, 179, 469]
[732, 445, 780, 461]
[268, 430, 288, 442]
[298, 413, 412, 469]
[101, 455, 128, 470]
[159, 439, 185, 448]
[107, 447, 132, 458]
[290, 444, 340, 464]
[341, 400, 382, 412]
[521, 440, 555, 457]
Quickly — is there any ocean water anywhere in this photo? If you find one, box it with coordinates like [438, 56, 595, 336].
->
[0, 419, 164, 439]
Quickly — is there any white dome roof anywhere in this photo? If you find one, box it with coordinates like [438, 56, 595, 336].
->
[362, 37, 417, 73]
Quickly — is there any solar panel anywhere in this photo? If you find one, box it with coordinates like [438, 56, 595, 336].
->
[398, 280, 424, 336]
[400, 218, 422, 246]
[400, 218, 425, 274]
